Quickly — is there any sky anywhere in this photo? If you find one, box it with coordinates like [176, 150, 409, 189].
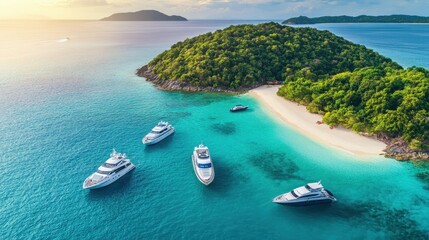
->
[1, 0, 429, 20]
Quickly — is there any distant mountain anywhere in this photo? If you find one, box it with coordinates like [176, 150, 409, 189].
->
[100, 10, 187, 21]
[283, 15, 429, 24]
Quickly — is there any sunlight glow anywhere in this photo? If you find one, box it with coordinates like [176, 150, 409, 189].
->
[0, 0, 428, 20]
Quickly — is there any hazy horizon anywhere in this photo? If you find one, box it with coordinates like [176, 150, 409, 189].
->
[1, 0, 429, 21]
[2, 13, 429, 22]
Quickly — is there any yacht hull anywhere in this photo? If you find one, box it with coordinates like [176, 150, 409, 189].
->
[83, 164, 135, 189]
[273, 198, 335, 206]
[192, 155, 215, 185]
[142, 128, 175, 145]
[230, 107, 248, 112]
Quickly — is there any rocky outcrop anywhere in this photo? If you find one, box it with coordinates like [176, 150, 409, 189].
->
[377, 134, 429, 161]
[136, 65, 261, 93]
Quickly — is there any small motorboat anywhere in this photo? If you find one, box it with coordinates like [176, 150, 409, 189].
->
[230, 104, 248, 112]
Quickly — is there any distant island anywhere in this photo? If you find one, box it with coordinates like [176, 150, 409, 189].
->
[100, 10, 187, 21]
[283, 15, 429, 24]
[137, 22, 429, 160]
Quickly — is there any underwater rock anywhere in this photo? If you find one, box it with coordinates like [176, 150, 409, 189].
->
[211, 122, 236, 135]
[248, 152, 300, 180]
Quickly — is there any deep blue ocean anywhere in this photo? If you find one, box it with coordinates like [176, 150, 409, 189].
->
[1, 20, 428, 239]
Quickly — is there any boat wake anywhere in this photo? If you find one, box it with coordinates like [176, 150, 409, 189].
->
[56, 37, 70, 43]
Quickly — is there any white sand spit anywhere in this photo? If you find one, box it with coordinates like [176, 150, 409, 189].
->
[249, 85, 386, 156]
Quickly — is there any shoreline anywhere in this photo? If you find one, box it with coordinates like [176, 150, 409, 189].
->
[249, 85, 387, 157]
[137, 67, 427, 160]
[137, 65, 258, 93]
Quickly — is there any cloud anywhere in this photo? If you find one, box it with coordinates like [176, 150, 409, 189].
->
[159, 0, 229, 6]
[42, 0, 133, 8]
[57, 0, 108, 7]
[159, 0, 286, 7]
[198, 0, 230, 4]
[237, 0, 286, 4]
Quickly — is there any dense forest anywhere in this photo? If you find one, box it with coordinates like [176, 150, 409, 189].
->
[141, 22, 428, 151]
[146, 22, 398, 89]
[278, 67, 429, 150]
[283, 15, 429, 24]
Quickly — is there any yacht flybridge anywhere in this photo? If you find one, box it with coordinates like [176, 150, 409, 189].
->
[272, 181, 336, 206]
[83, 149, 135, 189]
[142, 121, 175, 145]
[192, 144, 215, 185]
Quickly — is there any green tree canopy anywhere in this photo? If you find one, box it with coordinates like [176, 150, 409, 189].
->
[143, 22, 428, 151]
[278, 67, 429, 150]
[146, 22, 399, 89]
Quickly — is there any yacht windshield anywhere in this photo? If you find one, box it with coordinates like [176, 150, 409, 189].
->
[291, 190, 299, 198]
[305, 184, 312, 191]
[152, 128, 167, 134]
[197, 150, 209, 158]
[96, 169, 111, 175]
[197, 163, 212, 168]
[102, 161, 121, 168]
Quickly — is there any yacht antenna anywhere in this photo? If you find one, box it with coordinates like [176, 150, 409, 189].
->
[111, 148, 117, 157]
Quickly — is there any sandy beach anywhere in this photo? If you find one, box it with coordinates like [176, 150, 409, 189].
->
[249, 85, 386, 156]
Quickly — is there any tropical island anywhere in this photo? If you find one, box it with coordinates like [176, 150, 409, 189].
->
[137, 22, 429, 160]
[283, 15, 429, 24]
[100, 10, 187, 21]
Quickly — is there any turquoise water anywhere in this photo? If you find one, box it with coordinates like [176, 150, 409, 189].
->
[1, 21, 428, 239]
[304, 23, 429, 69]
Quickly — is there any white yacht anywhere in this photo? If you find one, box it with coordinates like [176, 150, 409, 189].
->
[272, 181, 336, 206]
[83, 149, 135, 189]
[192, 144, 215, 185]
[142, 121, 175, 145]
